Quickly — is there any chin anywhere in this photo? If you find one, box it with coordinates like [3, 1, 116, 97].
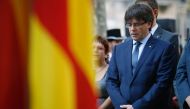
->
[132, 36, 139, 41]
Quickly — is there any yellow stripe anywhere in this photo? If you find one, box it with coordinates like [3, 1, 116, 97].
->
[67, 0, 96, 92]
[29, 15, 76, 109]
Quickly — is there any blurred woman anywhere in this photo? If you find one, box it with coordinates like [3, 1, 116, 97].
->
[93, 36, 113, 109]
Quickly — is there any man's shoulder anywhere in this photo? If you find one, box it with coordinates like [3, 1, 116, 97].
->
[112, 38, 131, 52]
[156, 26, 178, 43]
[161, 28, 177, 37]
[123, 37, 132, 42]
[118, 37, 131, 46]
[149, 35, 172, 50]
[156, 37, 171, 46]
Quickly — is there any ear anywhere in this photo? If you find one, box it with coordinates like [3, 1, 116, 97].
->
[153, 9, 158, 18]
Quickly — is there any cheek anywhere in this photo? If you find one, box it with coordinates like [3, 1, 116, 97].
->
[97, 49, 104, 54]
[100, 51, 106, 57]
[139, 27, 146, 33]
[101, 51, 106, 55]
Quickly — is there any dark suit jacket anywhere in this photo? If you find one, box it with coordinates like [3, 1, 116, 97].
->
[155, 26, 180, 109]
[174, 39, 190, 109]
[154, 26, 179, 60]
[106, 36, 177, 109]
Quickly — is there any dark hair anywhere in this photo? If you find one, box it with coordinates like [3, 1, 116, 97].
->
[135, 0, 158, 10]
[124, 4, 154, 25]
[95, 35, 109, 55]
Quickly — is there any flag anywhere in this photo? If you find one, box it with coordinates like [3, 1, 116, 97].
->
[29, 0, 97, 109]
[0, 0, 28, 109]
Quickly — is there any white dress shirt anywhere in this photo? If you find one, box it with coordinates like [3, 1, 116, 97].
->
[132, 33, 151, 60]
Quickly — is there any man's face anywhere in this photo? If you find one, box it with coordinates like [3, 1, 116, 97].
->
[126, 18, 151, 41]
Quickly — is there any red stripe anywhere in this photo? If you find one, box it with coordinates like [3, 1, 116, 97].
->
[0, 0, 28, 109]
[34, 0, 96, 108]
[34, 0, 69, 49]
[66, 50, 97, 109]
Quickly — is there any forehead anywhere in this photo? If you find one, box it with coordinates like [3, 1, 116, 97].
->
[94, 41, 103, 46]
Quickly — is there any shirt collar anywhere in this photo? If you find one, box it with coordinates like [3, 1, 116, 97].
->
[133, 33, 151, 45]
[151, 23, 158, 35]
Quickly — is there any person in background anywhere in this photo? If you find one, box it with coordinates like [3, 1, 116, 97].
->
[106, 3, 177, 109]
[174, 39, 190, 109]
[107, 29, 124, 62]
[134, 0, 180, 108]
[93, 35, 113, 109]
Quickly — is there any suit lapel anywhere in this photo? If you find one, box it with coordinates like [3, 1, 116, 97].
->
[130, 36, 156, 85]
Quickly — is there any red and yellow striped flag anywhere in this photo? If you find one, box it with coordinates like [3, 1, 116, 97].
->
[29, 0, 97, 109]
[0, 0, 28, 109]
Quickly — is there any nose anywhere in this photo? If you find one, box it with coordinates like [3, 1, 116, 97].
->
[93, 47, 98, 53]
[129, 25, 137, 32]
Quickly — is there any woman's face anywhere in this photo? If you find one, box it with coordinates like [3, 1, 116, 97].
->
[93, 41, 106, 62]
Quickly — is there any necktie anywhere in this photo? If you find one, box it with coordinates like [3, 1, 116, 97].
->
[132, 41, 141, 74]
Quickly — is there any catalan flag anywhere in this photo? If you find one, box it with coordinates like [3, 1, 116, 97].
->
[0, 0, 97, 109]
[0, 0, 28, 109]
[29, 0, 97, 109]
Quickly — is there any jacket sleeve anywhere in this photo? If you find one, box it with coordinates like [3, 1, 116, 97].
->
[174, 40, 190, 108]
[106, 46, 126, 109]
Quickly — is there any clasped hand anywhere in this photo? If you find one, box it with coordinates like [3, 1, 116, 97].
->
[120, 104, 134, 109]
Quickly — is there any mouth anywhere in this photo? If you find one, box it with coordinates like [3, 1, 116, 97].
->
[131, 33, 138, 37]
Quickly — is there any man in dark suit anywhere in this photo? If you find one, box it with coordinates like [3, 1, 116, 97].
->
[134, 0, 179, 55]
[106, 4, 177, 109]
[175, 39, 190, 109]
[134, 1, 179, 108]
